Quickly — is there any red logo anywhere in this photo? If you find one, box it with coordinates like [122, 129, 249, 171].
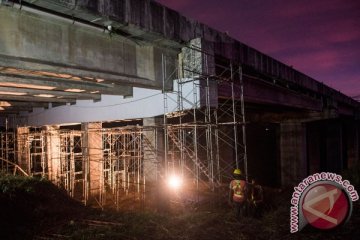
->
[302, 183, 350, 230]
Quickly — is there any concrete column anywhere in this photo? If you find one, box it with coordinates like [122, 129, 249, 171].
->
[16, 126, 29, 173]
[307, 122, 322, 174]
[280, 122, 307, 186]
[143, 117, 171, 212]
[307, 119, 348, 174]
[82, 122, 103, 203]
[143, 117, 164, 183]
[347, 121, 360, 168]
[43, 125, 61, 183]
[324, 121, 343, 173]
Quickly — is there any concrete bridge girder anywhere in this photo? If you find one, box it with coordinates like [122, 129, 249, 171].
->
[0, 6, 178, 98]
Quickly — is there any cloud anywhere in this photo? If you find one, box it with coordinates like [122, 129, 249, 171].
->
[329, 31, 360, 44]
[280, 50, 340, 73]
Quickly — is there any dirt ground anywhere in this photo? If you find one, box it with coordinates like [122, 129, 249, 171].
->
[0, 175, 359, 240]
[35, 197, 360, 240]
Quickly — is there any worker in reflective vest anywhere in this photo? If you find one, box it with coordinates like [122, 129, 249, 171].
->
[229, 168, 247, 219]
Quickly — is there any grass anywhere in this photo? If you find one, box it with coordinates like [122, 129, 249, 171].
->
[0, 174, 85, 239]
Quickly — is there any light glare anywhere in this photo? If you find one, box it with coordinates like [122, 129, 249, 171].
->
[168, 175, 183, 190]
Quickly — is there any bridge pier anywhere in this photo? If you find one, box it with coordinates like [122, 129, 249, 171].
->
[307, 119, 360, 174]
[344, 120, 360, 168]
[280, 122, 307, 186]
[143, 117, 164, 183]
[16, 126, 30, 173]
[81, 122, 102, 204]
[250, 109, 360, 187]
[307, 119, 344, 174]
[43, 125, 60, 183]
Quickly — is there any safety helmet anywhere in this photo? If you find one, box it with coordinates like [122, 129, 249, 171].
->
[233, 168, 241, 175]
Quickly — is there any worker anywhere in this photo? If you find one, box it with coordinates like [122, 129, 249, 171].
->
[249, 179, 264, 218]
[229, 168, 247, 219]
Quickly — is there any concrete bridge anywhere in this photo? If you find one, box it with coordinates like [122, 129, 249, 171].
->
[0, 0, 359, 191]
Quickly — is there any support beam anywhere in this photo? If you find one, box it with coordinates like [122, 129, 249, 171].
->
[0, 53, 170, 90]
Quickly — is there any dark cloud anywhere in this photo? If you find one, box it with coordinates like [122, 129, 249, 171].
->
[156, 0, 360, 98]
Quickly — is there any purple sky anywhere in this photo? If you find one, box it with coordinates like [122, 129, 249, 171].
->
[156, 0, 360, 99]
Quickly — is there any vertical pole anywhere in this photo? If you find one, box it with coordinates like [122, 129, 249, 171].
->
[193, 78, 199, 192]
[162, 54, 168, 177]
[41, 132, 46, 178]
[71, 134, 75, 198]
[177, 78, 185, 177]
[231, 64, 239, 169]
[214, 110, 221, 183]
[206, 77, 214, 188]
[83, 130, 88, 205]
[239, 66, 248, 182]
[5, 118, 8, 172]
[136, 132, 140, 194]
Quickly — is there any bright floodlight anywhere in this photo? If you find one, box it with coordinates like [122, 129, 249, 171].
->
[168, 175, 183, 190]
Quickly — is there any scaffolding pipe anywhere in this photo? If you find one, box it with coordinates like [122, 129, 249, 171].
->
[239, 66, 248, 181]
[214, 110, 221, 183]
[231, 64, 239, 169]
[162, 54, 168, 177]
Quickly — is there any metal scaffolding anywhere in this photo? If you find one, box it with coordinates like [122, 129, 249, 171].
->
[0, 131, 16, 173]
[59, 130, 84, 200]
[100, 127, 146, 209]
[29, 132, 47, 177]
[162, 42, 248, 191]
[9, 126, 153, 209]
